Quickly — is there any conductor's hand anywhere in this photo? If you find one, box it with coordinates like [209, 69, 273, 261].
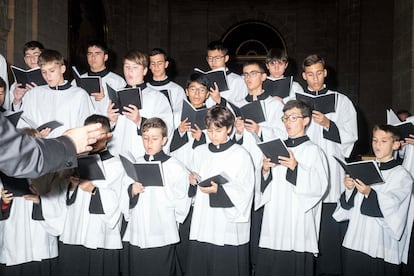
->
[63, 123, 103, 154]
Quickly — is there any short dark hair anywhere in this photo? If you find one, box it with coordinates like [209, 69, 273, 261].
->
[142, 117, 168, 137]
[38, 49, 65, 66]
[149, 48, 168, 61]
[242, 60, 266, 73]
[302, 54, 325, 71]
[205, 106, 234, 130]
[207, 40, 228, 55]
[84, 114, 111, 132]
[283, 99, 312, 118]
[186, 72, 210, 89]
[265, 48, 288, 64]
[86, 40, 108, 54]
[373, 124, 401, 141]
[23, 41, 45, 56]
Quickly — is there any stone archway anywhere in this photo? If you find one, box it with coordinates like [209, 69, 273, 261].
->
[221, 20, 286, 73]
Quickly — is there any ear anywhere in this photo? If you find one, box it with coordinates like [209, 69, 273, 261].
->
[162, 136, 168, 146]
[260, 72, 267, 82]
[143, 67, 148, 76]
[185, 89, 190, 97]
[392, 140, 401, 151]
[227, 125, 233, 135]
[265, 63, 270, 70]
[104, 53, 108, 62]
[164, 60, 169, 69]
[323, 69, 327, 78]
[303, 116, 310, 127]
[302, 71, 307, 81]
[60, 64, 66, 74]
[224, 55, 229, 63]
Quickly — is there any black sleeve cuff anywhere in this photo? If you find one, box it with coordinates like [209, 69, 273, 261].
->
[0, 200, 12, 220]
[286, 166, 298, 186]
[361, 189, 384, 217]
[170, 128, 189, 152]
[339, 188, 358, 210]
[192, 132, 207, 149]
[32, 198, 44, 220]
[89, 188, 105, 214]
[66, 185, 78, 206]
[136, 117, 147, 136]
[209, 185, 234, 208]
[128, 184, 139, 209]
[233, 135, 243, 145]
[323, 120, 341, 143]
[218, 97, 227, 107]
[188, 184, 197, 198]
[261, 171, 272, 193]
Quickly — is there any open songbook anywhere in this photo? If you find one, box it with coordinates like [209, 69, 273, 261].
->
[0, 172, 32, 196]
[257, 138, 290, 164]
[263, 76, 292, 98]
[228, 100, 266, 123]
[120, 155, 164, 187]
[334, 156, 385, 185]
[72, 66, 101, 95]
[194, 67, 229, 92]
[107, 84, 142, 113]
[196, 172, 230, 187]
[180, 99, 208, 130]
[10, 65, 47, 87]
[76, 154, 106, 181]
[296, 92, 337, 114]
[20, 115, 63, 132]
[386, 108, 414, 140]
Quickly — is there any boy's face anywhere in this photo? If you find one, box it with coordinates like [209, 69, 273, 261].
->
[266, 60, 288, 78]
[123, 59, 147, 86]
[206, 125, 231, 146]
[302, 62, 327, 92]
[282, 107, 309, 138]
[372, 129, 400, 162]
[0, 87, 4, 106]
[40, 62, 66, 87]
[87, 46, 108, 72]
[24, 48, 42, 69]
[142, 127, 167, 156]
[89, 126, 112, 153]
[149, 54, 168, 80]
[206, 50, 229, 70]
[186, 81, 209, 108]
[242, 64, 266, 93]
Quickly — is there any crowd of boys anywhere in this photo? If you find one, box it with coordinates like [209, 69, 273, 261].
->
[0, 40, 413, 276]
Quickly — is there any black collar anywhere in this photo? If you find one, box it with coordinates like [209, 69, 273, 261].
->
[98, 150, 114, 161]
[208, 139, 234, 152]
[245, 90, 270, 102]
[304, 86, 329, 95]
[226, 70, 231, 76]
[149, 77, 170, 86]
[378, 159, 399, 170]
[284, 135, 310, 148]
[0, 106, 5, 113]
[88, 68, 110, 78]
[49, 81, 72, 90]
[144, 150, 170, 163]
[126, 83, 147, 90]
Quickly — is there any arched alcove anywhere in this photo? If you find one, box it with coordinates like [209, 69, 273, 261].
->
[222, 21, 286, 73]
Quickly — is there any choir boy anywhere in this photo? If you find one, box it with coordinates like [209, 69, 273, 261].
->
[255, 99, 328, 276]
[121, 117, 190, 276]
[186, 106, 254, 276]
[333, 125, 414, 276]
[300, 54, 358, 275]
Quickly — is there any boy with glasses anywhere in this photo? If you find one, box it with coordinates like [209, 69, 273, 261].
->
[205, 40, 247, 107]
[255, 99, 328, 276]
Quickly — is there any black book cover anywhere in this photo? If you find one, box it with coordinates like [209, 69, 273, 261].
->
[333, 156, 384, 185]
[228, 100, 266, 123]
[10, 66, 47, 87]
[194, 68, 229, 92]
[0, 172, 32, 196]
[120, 155, 164, 187]
[197, 173, 229, 187]
[296, 92, 336, 114]
[107, 84, 142, 113]
[36, 120, 63, 132]
[72, 66, 101, 95]
[77, 155, 106, 181]
[263, 76, 292, 98]
[257, 138, 290, 164]
[180, 99, 208, 130]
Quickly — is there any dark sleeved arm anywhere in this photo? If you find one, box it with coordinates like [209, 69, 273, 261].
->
[361, 189, 384, 217]
[323, 120, 341, 143]
[0, 113, 77, 178]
